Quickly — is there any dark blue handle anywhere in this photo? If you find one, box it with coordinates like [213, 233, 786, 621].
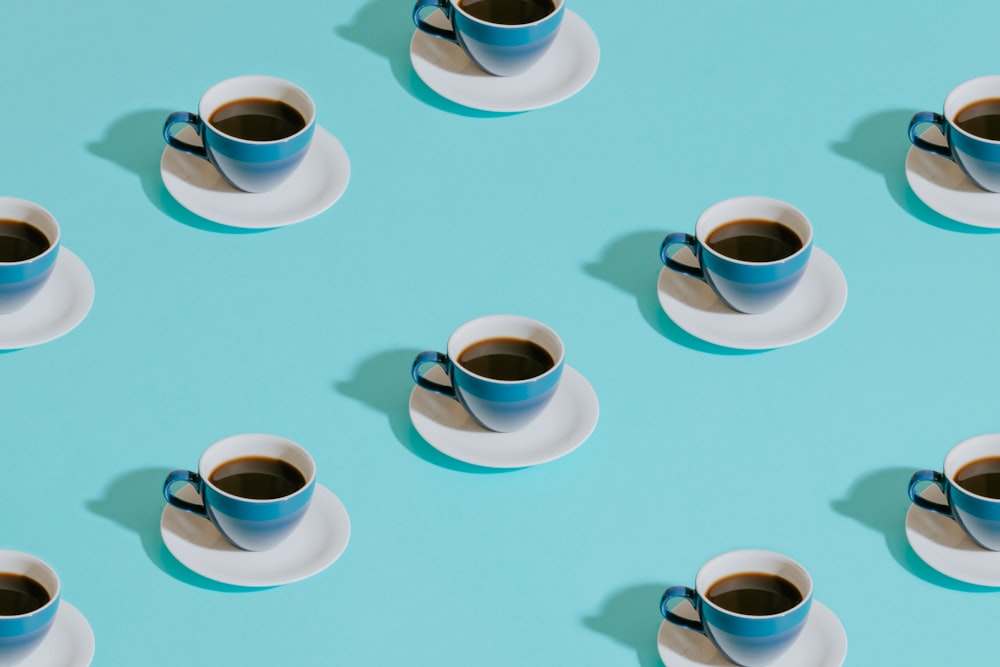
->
[908, 469, 953, 517]
[660, 232, 705, 281]
[163, 469, 208, 517]
[660, 586, 705, 634]
[412, 350, 457, 399]
[163, 111, 208, 160]
[413, 0, 457, 43]
[908, 111, 952, 160]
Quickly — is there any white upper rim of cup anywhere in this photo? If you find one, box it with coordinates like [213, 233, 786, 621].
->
[694, 196, 813, 266]
[197, 75, 316, 144]
[944, 75, 1000, 141]
[197, 433, 316, 502]
[446, 314, 565, 383]
[452, 0, 564, 27]
[695, 549, 813, 619]
[943, 433, 1000, 500]
[0, 551, 60, 619]
[0, 198, 60, 267]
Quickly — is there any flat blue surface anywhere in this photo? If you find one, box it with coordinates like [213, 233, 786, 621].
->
[3, 0, 1000, 664]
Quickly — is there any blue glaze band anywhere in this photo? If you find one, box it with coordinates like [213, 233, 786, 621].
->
[455, 5, 563, 46]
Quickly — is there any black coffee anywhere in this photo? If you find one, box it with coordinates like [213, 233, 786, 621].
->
[458, 0, 555, 24]
[209, 98, 307, 142]
[0, 219, 50, 263]
[956, 98, 1000, 141]
[955, 456, 1000, 499]
[209, 456, 306, 500]
[458, 337, 555, 381]
[706, 219, 803, 263]
[706, 572, 803, 616]
[0, 573, 49, 616]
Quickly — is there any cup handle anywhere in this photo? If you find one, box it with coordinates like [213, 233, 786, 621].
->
[163, 470, 208, 517]
[908, 469, 953, 517]
[908, 111, 952, 160]
[660, 233, 705, 281]
[412, 350, 457, 399]
[660, 586, 705, 634]
[163, 111, 208, 160]
[413, 0, 458, 43]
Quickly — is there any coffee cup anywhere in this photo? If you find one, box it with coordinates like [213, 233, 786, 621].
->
[0, 550, 60, 667]
[660, 549, 813, 667]
[163, 433, 316, 551]
[412, 0, 564, 77]
[163, 75, 316, 193]
[908, 75, 1000, 192]
[0, 198, 61, 315]
[411, 314, 565, 433]
[909, 433, 1000, 550]
[660, 196, 813, 314]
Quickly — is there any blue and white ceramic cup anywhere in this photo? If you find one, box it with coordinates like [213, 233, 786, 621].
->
[163, 75, 316, 193]
[660, 196, 813, 314]
[412, 0, 565, 77]
[909, 75, 1000, 192]
[163, 433, 316, 552]
[411, 314, 565, 433]
[909, 433, 1000, 551]
[660, 550, 813, 667]
[0, 198, 60, 315]
[0, 551, 60, 667]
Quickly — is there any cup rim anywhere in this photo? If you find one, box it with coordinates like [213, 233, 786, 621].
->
[943, 433, 1000, 502]
[447, 314, 565, 385]
[695, 549, 813, 620]
[944, 75, 1000, 145]
[197, 75, 316, 146]
[198, 433, 317, 504]
[694, 196, 813, 267]
[0, 197, 61, 268]
[451, 0, 564, 28]
[0, 550, 61, 621]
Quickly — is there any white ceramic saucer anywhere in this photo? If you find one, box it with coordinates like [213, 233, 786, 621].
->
[19, 601, 95, 667]
[160, 483, 350, 587]
[160, 125, 350, 228]
[906, 484, 1000, 586]
[905, 125, 1000, 228]
[657, 247, 847, 350]
[409, 9, 599, 112]
[409, 364, 598, 468]
[657, 600, 847, 667]
[0, 248, 94, 350]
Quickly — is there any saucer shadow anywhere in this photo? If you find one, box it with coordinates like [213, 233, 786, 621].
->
[87, 466, 255, 593]
[86, 108, 265, 234]
[832, 465, 995, 593]
[335, 347, 513, 473]
[335, 0, 512, 118]
[583, 582, 666, 667]
[831, 108, 997, 234]
[584, 230, 760, 356]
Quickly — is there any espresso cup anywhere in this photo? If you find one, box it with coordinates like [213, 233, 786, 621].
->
[412, 0, 564, 77]
[909, 75, 1000, 192]
[163, 433, 316, 551]
[0, 551, 60, 667]
[660, 196, 813, 314]
[0, 198, 61, 315]
[411, 314, 565, 433]
[163, 75, 316, 193]
[660, 550, 813, 667]
[909, 433, 1000, 551]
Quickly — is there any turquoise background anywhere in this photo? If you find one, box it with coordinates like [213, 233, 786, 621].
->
[3, 0, 1000, 664]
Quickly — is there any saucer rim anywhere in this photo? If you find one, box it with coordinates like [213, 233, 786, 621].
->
[656, 246, 847, 350]
[21, 600, 95, 667]
[409, 9, 600, 112]
[160, 483, 350, 587]
[159, 125, 350, 228]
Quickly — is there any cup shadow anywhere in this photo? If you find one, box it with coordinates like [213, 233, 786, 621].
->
[831, 107, 998, 235]
[831, 465, 995, 592]
[335, 0, 512, 118]
[583, 582, 667, 667]
[86, 466, 255, 593]
[334, 347, 512, 473]
[86, 108, 265, 235]
[584, 230, 760, 356]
